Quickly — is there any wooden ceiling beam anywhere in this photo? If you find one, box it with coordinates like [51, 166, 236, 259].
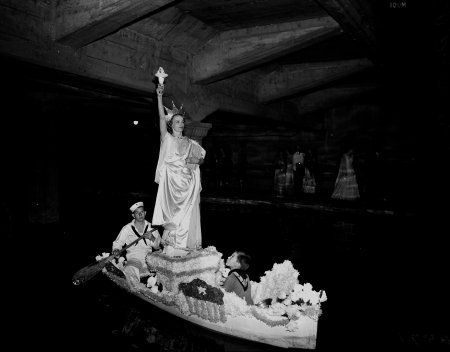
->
[313, 0, 377, 57]
[291, 84, 377, 114]
[257, 58, 373, 102]
[191, 17, 341, 85]
[55, 0, 174, 48]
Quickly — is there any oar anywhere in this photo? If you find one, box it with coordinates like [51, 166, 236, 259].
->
[72, 228, 158, 286]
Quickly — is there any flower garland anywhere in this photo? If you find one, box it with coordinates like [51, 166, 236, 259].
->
[250, 306, 290, 327]
[147, 246, 220, 266]
[139, 286, 177, 306]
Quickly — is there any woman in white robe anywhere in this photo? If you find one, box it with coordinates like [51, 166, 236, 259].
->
[152, 84, 206, 256]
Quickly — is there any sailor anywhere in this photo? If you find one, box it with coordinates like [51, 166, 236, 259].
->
[223, 251, 254, 305]
[112, 201, 161, 290]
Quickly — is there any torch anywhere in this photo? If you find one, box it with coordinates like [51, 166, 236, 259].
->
[155, 67, 168, 87]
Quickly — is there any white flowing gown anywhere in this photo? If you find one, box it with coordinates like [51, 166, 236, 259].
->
[152, 133, 206, 250]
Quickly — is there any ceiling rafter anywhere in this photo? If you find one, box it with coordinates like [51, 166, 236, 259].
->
[55, 0, 174, 48]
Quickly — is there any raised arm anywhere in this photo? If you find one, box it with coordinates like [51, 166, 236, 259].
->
[156, 84, 167, 140]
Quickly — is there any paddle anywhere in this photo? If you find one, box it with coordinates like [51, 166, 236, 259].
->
[72, 228, 159, 286]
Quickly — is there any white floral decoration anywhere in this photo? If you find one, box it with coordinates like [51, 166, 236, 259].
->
[247, 259, 327, 329]
[287, 283, 327, 306]
[95, 252, 110, 261]
[284, 304, 301, 319]
[146, 275, 159, 293]
[223, 291, 251, 318]
[146, 276, 157, 288]
[252, 260, 299, 303]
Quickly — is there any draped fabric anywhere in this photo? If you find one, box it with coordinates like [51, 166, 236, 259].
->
[331, 152, 360, 200]
[152, 133, 206, 250]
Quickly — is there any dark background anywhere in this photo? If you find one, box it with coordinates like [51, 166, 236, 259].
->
[1, 1, 450, 351]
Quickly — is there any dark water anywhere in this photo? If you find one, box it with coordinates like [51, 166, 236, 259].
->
[6, 193, 449, 351]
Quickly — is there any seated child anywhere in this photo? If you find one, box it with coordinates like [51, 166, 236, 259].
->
[223, 251, 254, 305]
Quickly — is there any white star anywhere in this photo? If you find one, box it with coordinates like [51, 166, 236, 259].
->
[198, 286, 206, 295]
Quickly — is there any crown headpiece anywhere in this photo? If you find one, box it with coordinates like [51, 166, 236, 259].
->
[164, 101, 185, 122]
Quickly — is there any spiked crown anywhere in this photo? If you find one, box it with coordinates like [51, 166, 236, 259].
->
[164, 101, 185, 122]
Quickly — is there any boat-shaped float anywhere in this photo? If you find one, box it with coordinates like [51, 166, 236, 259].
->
[99, 246, 327, 349]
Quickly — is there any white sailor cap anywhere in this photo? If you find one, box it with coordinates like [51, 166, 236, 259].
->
[129, 201, 144, 212]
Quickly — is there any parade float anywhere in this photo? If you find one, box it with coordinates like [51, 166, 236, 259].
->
[88, 245, 327, 349]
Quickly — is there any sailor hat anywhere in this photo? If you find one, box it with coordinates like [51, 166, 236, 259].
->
[130, 201, 144, 212]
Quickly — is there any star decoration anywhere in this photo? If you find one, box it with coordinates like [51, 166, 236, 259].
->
[197, 286, 206, 295]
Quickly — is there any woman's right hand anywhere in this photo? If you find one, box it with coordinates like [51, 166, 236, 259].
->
[156, 84, 164, 97]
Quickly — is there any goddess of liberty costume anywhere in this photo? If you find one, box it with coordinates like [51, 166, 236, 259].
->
[152, 133, 206, 251]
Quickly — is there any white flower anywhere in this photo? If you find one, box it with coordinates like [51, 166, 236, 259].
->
[285, 304, 300, 319]
[319, 290, 327, 302]
[290, 290, 302, 302]
[278, 292, 287, 300]
[221, 267, 230, 277]
[308, 294, 320, 305]
[297, 283, 323, 305]
[197, 286, 207, 295]
[282, 298, 292, 306]
[223, 291, 251, 317]
[303, 283, 313, 292]
[95, 252, 110, 261]
[146, 276, 157, 288]
[294, 283, 302, 291]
